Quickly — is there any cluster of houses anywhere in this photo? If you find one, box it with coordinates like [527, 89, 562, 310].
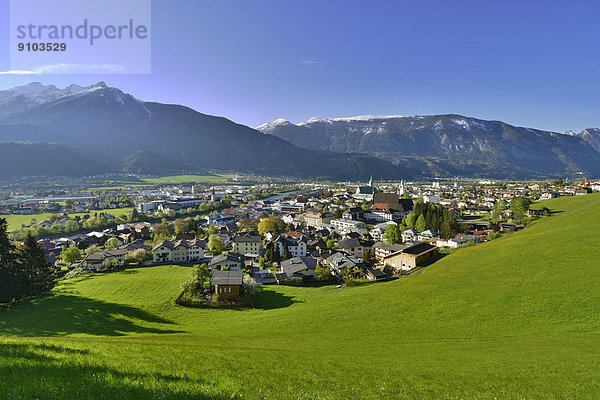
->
[11, 176, 599, 303]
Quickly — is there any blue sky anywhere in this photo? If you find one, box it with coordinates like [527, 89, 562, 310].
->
[0, 0, 599, 132]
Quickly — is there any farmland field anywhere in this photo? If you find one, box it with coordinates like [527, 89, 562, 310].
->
[142, 173, 236, 185]
[78, 173, 236, 191]
[1, 207, 134, 231]
[1, 194, 599, 399]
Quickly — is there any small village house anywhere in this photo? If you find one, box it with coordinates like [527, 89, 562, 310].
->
[210, 270, 243, 302]
[208, 252, 244, 270]
[383, 242, 438, 271]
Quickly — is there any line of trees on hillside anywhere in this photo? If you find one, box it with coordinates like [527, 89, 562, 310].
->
[383, 199, 459, 244]
[0, 218, 57, 304]
[8, 197, 235, 242]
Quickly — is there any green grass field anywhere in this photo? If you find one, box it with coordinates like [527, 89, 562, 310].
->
[79, 174, 236, 192]
[1, 207, 134, 231]
[83, 185, 150, 192]
[142, 173, 236, 185]
[1, 194, 600, 399]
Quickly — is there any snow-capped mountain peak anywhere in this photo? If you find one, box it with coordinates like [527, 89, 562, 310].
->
[5, 82, 55, 96]
[300, 115, 418, 124]
[256, 118, 293, 131]
[0, 81, 148, 120]
[0, 81, 113, 103]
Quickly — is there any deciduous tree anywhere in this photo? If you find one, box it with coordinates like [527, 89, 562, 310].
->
[258, 217, 285, 236]
[382, 224, 402, 244]
[62, 246, 83, 264]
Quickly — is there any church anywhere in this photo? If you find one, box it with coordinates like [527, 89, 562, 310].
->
[353, 176, 377, 201]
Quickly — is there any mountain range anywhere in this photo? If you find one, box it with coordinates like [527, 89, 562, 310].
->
[0, 82, 400, 180]
[0, 81, 599, 180]
[258, 115, 600, 179]
[563, 128, 600, 153]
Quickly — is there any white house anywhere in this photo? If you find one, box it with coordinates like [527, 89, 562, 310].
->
[402, 229, 419, 243]
[208, 252, 244, 270]
[232, 232, 263, 255]
[417, 230, 438, 241]
[330, 218, 366, 233]
[273, 234, 307, 258]
[423, 194, 441, 204]
[152, 239, 206, 263]
[82, 249, 127, 270]
[370, 221, 397, 241]
[436, 234, 483, 248]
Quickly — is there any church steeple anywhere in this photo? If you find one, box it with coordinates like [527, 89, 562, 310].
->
[368, 175, 373, 187]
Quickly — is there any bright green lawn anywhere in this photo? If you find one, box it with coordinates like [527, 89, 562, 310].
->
[83, 185, 150, 192]
[1, 194, 600, 399]
[143, 173, 236, 185]
[1, 207, 134, 231]
[79, 173, 236, 191]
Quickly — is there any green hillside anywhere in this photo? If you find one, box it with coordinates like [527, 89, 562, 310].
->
[1, 194, 599, 399]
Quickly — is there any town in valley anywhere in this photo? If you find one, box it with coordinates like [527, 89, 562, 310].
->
[1, 173, 596, 304]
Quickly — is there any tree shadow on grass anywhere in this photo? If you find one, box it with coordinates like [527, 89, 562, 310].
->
[117, 269, 140, 274]
[254, 287, 301, 310]
[0, 295, 184, 337]
[0, 342, 230, 399]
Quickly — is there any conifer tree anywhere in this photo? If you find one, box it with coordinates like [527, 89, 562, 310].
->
[362, 249, 374, 267]
[415, 214, 427, 232]
[0, 218, 18, 302]
[439, 221, 452, 239]
[14, 232, 56, 297]
[272, 245, 281, 263]
[403, 212, 417, 229]
[283, 243, 291, 260]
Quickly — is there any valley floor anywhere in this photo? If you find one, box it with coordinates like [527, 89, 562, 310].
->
[1, 194, 600, 399]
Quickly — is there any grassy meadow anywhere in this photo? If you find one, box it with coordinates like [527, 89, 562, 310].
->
[1, 207, 134, 231]
[142, 173, 236, 185]
[1, 194, 600, 398]
[80, 173, 236, 192]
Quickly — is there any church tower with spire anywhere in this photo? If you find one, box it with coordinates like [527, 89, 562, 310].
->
[353, 174, 376, 201]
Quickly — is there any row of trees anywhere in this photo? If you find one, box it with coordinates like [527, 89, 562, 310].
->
[11, 219, 81, 240]
[0, 218, 57, 303]
[9, 196, 234, 242]
[382, 200, 460, 243]
[490, 197, 532, 220]
[382, 202, 459, 243]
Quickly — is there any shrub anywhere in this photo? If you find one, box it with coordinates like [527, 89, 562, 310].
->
[101, 259, 125, 272]
[64, 267, 90, 279]
[180, 278, 198, 294]
[128, 248, 150, 264]
[193, 264, 210, 286]
[243, 275, 258, 295]
[315, 265, 334, 282]
[487, 231, 502, 240]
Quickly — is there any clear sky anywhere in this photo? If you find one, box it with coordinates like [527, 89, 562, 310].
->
[0, 0, 599, 132]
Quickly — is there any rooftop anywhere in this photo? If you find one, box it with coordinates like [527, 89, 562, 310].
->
[210, 270, 243, 286]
